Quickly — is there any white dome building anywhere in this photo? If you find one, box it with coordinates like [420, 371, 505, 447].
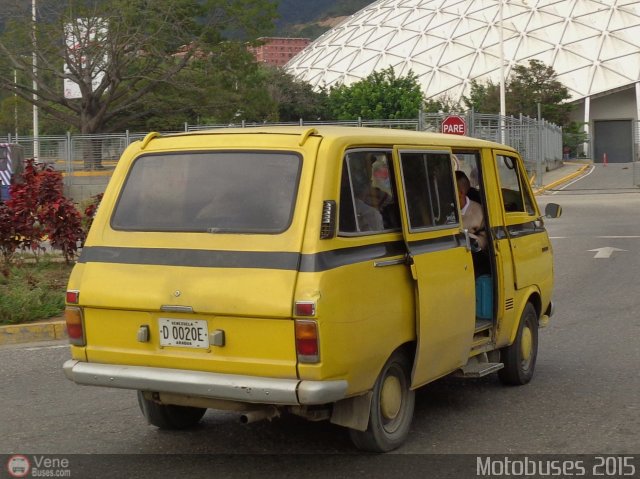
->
[286, 0, 640, 162]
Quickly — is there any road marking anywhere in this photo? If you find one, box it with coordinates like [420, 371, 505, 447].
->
[550, 164, 595, 194]
[588, 247, 627, 259]
[23, 344, 68, 351]
[598, 236, 640, 239]
[549, 236, 638, 239]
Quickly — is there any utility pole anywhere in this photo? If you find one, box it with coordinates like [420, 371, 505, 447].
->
[14, 69, 18, 140]
[32, 0, 39, 161]
[499, 0, 506, 145]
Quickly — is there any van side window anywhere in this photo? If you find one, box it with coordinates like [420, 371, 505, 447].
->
[452, 150, 483, 204]
[339, 150, 400, 235]
[398, 151, 458, 231]
[496, 155, 535, 214]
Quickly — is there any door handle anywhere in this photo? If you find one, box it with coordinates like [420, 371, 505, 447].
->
[374, 253, 413, 268]
[374, 257, 406, 268]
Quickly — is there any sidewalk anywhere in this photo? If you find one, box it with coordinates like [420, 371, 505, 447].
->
[533, 160, 592, 195]
[0, 161, 592, 347]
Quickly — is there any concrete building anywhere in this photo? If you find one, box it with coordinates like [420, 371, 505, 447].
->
[286, 0, 640, 163]
[249, 37, 311, 67]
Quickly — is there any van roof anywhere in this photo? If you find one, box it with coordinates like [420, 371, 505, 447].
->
[148, 126, 515, 152]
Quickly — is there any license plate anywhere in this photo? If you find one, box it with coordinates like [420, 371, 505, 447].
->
[158, 318, 209, 349]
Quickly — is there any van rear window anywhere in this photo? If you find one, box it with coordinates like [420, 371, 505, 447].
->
[111, 151, 301, 233]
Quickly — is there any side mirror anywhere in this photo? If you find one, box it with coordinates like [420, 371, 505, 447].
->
[545, 203, 562, 218]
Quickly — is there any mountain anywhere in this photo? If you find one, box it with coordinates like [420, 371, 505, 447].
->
[275, 0, 373, 39]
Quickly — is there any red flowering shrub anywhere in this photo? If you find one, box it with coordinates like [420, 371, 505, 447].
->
[82, 192, 104, 236]
[0, 202, 20, 265]
[6, 160, 44, 257]
[2, 160, 86, 264]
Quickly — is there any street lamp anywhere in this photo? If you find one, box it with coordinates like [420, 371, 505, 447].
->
[32, 0, 39, 161]
[499, 0, 506, 144]
[14, 69, 18, 140]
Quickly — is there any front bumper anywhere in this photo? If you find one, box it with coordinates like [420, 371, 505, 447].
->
[539, 301, 555, 328]
[63, 360, 348, 406]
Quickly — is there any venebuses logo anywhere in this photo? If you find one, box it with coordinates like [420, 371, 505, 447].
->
[6, 455, 30, 478]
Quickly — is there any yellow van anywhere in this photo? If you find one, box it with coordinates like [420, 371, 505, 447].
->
[63, 126, 561, 452]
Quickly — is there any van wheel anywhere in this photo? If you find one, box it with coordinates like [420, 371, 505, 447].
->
[499, 303, 538, 385]
[137, 391, 206, 429]
[349, 351, 415, 452]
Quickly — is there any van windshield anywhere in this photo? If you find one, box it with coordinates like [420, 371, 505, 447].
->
[111, 151, 301, 233]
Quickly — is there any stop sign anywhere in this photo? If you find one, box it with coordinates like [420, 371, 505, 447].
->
[441, 115, 467, 135]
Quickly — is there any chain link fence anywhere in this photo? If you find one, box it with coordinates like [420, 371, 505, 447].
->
[5, 113, 563, 200]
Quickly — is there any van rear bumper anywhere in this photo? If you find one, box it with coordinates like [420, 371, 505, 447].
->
[62, 360, 347, 406]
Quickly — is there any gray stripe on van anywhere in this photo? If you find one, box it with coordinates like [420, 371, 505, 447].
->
[78, 246, 301, 270]
[298, 241, 406, 272]
[407, 234, 463, 255]
[78, 237, 460, 273]
[491, 223, 547, 240]
[79, 243, 408, 272]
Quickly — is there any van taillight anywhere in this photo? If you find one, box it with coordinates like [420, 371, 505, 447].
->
[294, 301, 316, 317]
[66, 290, 80, 304]
[65, 307, 85, 346]
[295, 320, 319, 363]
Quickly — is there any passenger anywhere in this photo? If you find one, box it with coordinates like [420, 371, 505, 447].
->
[353, 179, 384, 232]
[456, 170, 487, 250]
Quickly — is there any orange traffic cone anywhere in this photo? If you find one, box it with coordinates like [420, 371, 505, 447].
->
[603, 152, 608, 166]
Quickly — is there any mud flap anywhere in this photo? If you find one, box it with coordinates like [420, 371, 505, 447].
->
[330, 392, 373, 431]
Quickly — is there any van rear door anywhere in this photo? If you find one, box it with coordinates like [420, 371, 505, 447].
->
[392, 146, 476, 386]
[75, 133, 321, 379]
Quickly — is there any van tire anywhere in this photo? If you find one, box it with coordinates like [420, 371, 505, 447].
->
[349, 351, 415, 452]
[499, 303, 538, 385]
[137, 391, 206, 429]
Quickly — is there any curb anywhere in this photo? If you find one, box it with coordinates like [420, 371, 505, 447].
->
[534, 163, 591, 195]
[0, 320, 67, 346]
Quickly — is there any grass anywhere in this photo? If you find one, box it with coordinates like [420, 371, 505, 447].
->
[0, 256, 73, 325]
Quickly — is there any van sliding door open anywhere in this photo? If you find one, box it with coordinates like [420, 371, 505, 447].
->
[392, 147, 476, 387]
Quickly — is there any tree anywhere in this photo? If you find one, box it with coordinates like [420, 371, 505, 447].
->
[327, 67, 424, 120]
[463, 79, 500, 114]
[508, 59, 572, 126]
[463, 59, 572, 126]
[562, 121, 589, 158]
[261, 66, 329, 122]
[0, 95, 30, 137]
[0, 0, 277, 134]
[122, 42, 265, 131]
[423, 93, 463, 113]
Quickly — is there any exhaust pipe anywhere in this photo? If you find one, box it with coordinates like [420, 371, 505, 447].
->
[239, 407, 279, 424]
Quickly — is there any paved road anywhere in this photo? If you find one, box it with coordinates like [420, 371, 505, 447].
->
[1, 163, 638, 476]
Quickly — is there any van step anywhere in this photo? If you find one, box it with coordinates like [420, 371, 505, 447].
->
[471, 336, 492, 349]
[455, 362, 504, 378]
[475, 318, 493, 333]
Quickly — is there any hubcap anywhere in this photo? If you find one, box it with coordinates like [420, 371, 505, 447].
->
[520, 325, 533, 368]
[380, 375, 402, 420]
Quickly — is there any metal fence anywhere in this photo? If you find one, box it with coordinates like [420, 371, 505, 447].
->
[4, 113, 564, 200]
[635, 121, 640, 187]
